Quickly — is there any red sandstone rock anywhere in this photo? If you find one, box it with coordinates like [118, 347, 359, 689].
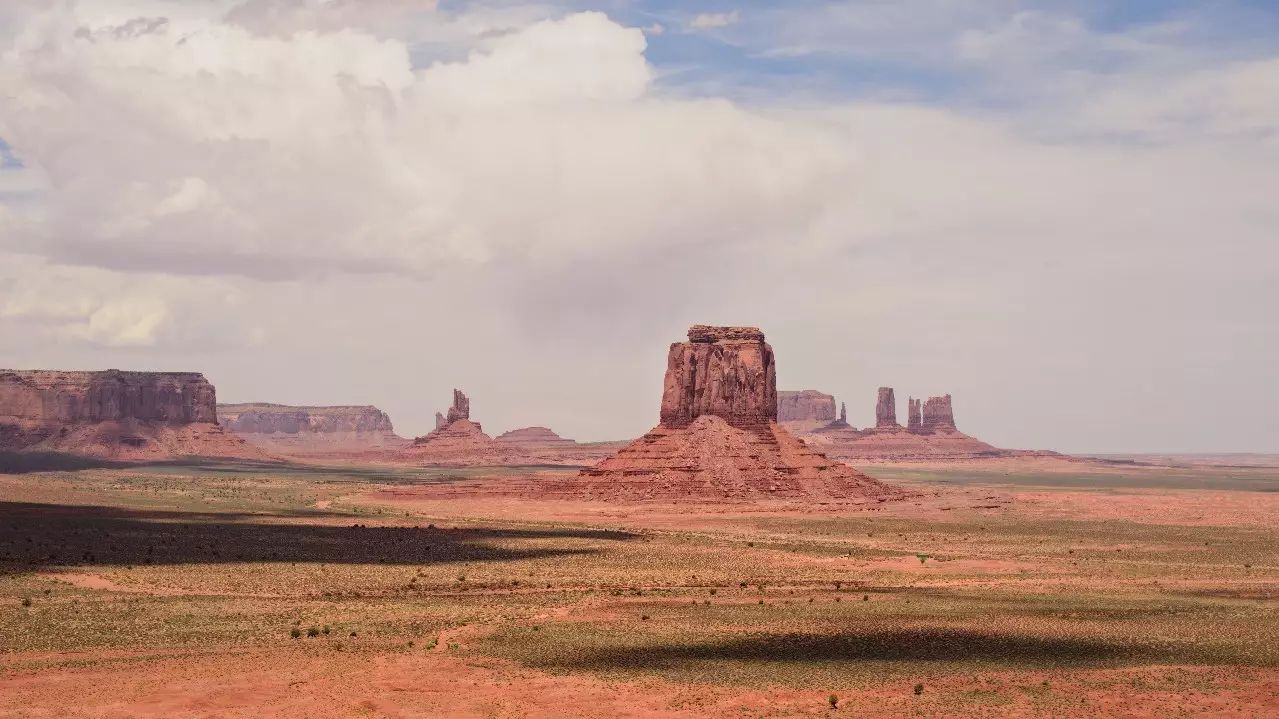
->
[566, 326, 899, 501]
[495, 426, 576, 447]
[875, 387, 898, 428]
[0, 369, 260, 460]
[445, 389, 470, 424]
[777, 390, 837, 423]
[922, 394, 957, 432]
[434, 412, 446, 430]
[216, 403, 408, 454]
[907, 397, 922, 431]
[660, 326, 776, 430]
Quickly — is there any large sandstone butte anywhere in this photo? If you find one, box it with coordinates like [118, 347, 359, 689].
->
[922, 394, 957, 431]
[567, 326, 897, 501]
[777, 389, 838, 433]
[217, 403, 407, 454]
[0, 369, 258, 460]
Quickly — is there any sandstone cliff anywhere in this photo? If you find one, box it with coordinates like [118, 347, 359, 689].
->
[0, 369, 258, 460]
[401, 389, 516, 466]
[777, 390, 837, 423]
[660, 325, 776, 430]
[907, 398, 922, 430]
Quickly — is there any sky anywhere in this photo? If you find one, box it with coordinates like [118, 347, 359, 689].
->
[0, 0, 1276, 453]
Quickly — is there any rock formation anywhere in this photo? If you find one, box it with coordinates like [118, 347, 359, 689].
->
[400, 389, 516, 466]
[434, 412, 446, 430]
[563, 326, 898, 501]
[777, 390, 837, 423]
[445, 389, 470, 424]
[495, 426, 576, 448]
[0, 369, 258, 459]
[660, 326, 776, 430]
[840, 402, 847, 424]
[922, 394, 957, 432]
[875, 387, 898, 428]
[216, 403, 407, 454]
[907, 397, 922, 431]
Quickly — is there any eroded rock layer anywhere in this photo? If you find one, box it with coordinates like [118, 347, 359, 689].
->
[400, 390, 516, 466]
[660, 325, 776, 430]
[777, 390, 837, 423]
[875, 387, 899, 428]
[0, 369, 258, 459]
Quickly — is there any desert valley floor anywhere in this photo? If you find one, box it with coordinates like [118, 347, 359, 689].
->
[1, 456, 1276, 718]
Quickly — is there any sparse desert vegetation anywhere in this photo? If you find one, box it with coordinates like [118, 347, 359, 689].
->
[0, 459, 1276, 717]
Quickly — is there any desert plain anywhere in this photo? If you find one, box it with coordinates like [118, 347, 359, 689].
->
[1, 454, 1276, 719]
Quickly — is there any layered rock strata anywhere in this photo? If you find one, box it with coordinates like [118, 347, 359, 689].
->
[566, 327, 898, 501]
[401, 390, 517, 466]
[777, 390, 837, 423]
[0, 369, 258, 459]
[907, 398, 922, 430]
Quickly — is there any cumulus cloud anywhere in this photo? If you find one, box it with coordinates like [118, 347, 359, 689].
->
[0, 2, 1276, 451]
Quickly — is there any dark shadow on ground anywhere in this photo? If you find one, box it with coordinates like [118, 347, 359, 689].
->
[0, 501, 634, 572]
[0, 452, 579, 483]
[534, 628, 1206, 672]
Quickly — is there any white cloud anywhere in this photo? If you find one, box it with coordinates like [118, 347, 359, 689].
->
[689, 11, 739, 30]
[0, 3, 1276, 451]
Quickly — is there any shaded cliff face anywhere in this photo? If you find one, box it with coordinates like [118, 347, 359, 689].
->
[0, 369, 259, 460]
[217, 404, 396, 434]
[777, 390, 836, 423]
[659, 325, 776, 430]
[0, 370, 217, 424]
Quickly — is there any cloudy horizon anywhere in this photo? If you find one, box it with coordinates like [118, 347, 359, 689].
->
[1, 1, 1276, 454]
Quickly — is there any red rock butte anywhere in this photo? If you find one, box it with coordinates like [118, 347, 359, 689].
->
[400, 389, 517, 466]
[0, 369, 259, 460]
[564, 326, 899, 501]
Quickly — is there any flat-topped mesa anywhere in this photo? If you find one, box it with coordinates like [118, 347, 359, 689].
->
[659, 325, 776, 431]
[0, 369, 258, 459]
[777, 390, 837, 423]
[875, 387, 898, 428]
[907, 397, 922, 431]
[0, 369, 217, 424]
[921, 394, 957, 432]
[217, 404, 396, 435]
[445, 389, 470, 424]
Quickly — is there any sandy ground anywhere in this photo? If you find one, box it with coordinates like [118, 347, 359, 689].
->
[1, 458, 1276, 718]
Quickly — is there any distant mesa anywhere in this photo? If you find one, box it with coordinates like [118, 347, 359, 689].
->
[400, 389, 515, 466]
[495, 426, 577, 449]
[777, 390, 837, 433]
[559, 326, 900, 501]
[789, 387, 1043, 461]
[216, 403, 408, 454]
[0, 369, 260, 460]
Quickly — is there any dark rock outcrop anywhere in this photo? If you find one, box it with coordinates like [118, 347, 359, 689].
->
[434, 412, 446, 430]
[777, 390, 837, 423]
[875, 387, 898, 428]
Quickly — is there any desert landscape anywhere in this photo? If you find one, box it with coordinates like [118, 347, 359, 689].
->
[2, 3, 1277, 717]
[1, 326, 1276, 718]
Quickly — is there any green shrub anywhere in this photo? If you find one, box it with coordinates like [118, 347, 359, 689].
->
[828, 694, 839, 709]
[21, 597, 32, 607]
[290, 627, 302, 639]
[913, 683, 924, 696]
[307, 626, 320, 637]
